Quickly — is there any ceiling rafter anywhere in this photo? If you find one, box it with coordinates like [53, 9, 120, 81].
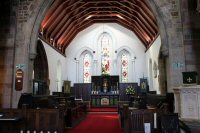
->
[40, 0, 159, 54]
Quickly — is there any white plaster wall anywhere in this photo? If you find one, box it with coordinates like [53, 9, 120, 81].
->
[41, 24, 161, 92]
[65, 23, 147, 85]
[145, 36, 161, 93]
[41, 40, 66, 94]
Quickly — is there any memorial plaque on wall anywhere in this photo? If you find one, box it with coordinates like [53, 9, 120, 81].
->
[15, 69, 24, 91]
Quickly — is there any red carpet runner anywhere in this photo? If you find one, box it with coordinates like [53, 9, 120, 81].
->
[66, 113, 123, 133]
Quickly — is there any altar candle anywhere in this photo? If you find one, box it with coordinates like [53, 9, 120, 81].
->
[154, 113, 157, 128]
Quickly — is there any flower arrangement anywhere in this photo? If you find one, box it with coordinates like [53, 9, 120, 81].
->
[125, 85, 136, 95]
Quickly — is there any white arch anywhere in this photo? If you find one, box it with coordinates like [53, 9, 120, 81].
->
[93, 24, 117, 60]
[75, 46, 94, 60]
[116, 46, 136, 59]
[74, 47, 94, 83]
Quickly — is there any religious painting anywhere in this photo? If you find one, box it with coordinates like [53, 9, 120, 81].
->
[140, 78, 148, 93]
[63, 80, 71, 94]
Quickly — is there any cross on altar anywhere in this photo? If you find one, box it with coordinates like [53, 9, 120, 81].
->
[187, 77, 193, 83]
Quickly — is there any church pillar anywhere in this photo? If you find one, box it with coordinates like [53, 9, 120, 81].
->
[28, 52, 37, 93]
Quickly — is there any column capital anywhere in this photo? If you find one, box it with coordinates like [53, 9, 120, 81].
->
[29, 52, 37, 60]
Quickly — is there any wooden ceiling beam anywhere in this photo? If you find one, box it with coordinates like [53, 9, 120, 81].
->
[41, 0, 62, 29]
[42, 0, 82, 31]
[47, 2, 88, 39]
[40, 0, 160, 53]
[88, 6, 157, 36]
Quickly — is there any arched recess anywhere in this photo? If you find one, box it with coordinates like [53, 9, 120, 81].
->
[117, 50, 130, 82]
[76, 49, 93, 83]
[93, 24, 116, 60]
[97, 32, 113, 75]
[27, 0, 54, 91]
[74, 47, 94, 83]
[116, 46, 136, 82]
[33, 40, 49, 94]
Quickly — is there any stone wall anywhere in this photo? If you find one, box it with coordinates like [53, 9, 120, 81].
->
[181, 0, 200, 83]
[148, 0, 186, 92]
[0, 0, 18, 108]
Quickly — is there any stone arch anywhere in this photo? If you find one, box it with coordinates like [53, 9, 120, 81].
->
[29, 0, 54, 56]
[146, 0, 185, 91]
[20, 0, 54, 90]
[25, 0, 182, 92]
[34, 40, 50, 94]
[146, 0, 172, 56]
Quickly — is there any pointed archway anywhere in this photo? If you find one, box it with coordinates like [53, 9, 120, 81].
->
[33, 40, 50, 94]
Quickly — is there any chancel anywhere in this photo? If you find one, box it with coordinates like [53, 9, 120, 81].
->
[0, 0, 200, 133]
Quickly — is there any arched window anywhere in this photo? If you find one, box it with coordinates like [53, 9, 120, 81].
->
[121, 53, 128, 82]
[101, 33, 110, 75]
[83, 54, 91, 83]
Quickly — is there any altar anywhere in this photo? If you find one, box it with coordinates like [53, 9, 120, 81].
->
[173, 85, 200, 121]
[91, 94, 119, 107]
[91, 75, 119, 107]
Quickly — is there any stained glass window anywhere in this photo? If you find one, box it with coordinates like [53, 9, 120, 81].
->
[121, 53, 128, 82]
[83, 54, 90, 83]
[101, 34, 110, 75]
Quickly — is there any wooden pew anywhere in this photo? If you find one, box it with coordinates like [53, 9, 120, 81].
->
[65, 101, 87, 127]
[123, 107, 162, 133]
[25, 108, 65, 132]
[0, 108, 65, 133]
[0, 109, 24, 133]
[118, 101, 129, 128]
[128, 108, 162, 133]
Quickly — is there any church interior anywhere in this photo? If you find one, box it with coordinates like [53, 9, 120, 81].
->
[0, 0, 200, 133]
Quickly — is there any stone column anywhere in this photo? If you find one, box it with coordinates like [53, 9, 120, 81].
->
[173, 87, 181, 114]
[28, 52, 37, 92]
